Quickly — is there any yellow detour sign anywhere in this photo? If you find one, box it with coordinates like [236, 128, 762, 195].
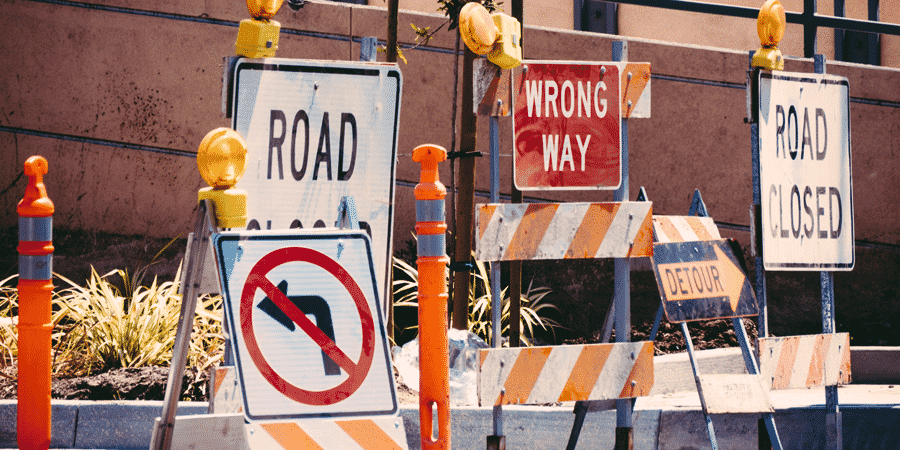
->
[651, 239, 759, 322]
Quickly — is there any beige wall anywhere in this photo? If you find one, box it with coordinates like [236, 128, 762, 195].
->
[1, 0, 899, 336]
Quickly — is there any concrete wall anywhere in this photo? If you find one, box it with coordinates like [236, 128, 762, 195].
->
[1, 0, 899, 341]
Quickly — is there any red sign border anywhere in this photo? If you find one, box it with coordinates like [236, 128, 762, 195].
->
[239, 246, 376, 406]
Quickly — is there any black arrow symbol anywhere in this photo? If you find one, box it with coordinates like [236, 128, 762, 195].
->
[256, 280, 341, 376]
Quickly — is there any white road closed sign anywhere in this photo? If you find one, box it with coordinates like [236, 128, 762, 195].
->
[231, 58, 402, 301]
[214, 231, 397, 421]
[758, 71, 854, 270]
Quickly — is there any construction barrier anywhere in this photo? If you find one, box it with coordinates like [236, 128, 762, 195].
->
[478, 341, 654, 406]
[652, 215, 720, 243]
[758, 333, 852, 390]
[246, 417, 408, 450]
[209, 366, 242, 414]
[475, 202, 653, 261]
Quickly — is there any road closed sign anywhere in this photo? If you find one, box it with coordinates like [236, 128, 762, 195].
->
[213, 231, 396, 421]
[758, 71, 854, 270]
[513, 62, 621, 190]
[231, 58, 401, 302]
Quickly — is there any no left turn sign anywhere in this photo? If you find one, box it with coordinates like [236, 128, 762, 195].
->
[214, 231, 397, 421]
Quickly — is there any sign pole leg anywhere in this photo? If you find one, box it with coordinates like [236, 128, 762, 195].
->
[811, 52, 843, 450]
[691, 188, 783, 449]
[747, 51, 768, 339]
[681, 323, 719, 450]
[151, 200, 217, 450]
[611, 39, 634, 450]
[732, 317, 784, 450]
[487, 103, 506, 449]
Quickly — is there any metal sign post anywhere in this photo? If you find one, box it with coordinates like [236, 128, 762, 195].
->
[754, 52, 851, 450]
[815, 53, 843, 450]
[610, 40, 633, 450]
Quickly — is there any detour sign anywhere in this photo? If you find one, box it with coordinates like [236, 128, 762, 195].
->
[651, 239, 759, 323]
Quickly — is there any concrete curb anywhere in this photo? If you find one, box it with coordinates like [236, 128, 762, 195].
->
[0, 400, 208, 449]
[1, 347, 896, 449]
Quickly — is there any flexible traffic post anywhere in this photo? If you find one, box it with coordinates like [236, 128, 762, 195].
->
[413, 144, 450, 450]
[16, 156, 55, 450]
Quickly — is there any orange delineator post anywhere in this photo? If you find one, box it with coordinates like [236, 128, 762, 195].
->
[412, 144, 451, 450]
[16, 156, 55, 450]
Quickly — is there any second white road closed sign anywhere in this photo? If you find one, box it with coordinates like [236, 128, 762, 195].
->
[758, 71, 854, 271]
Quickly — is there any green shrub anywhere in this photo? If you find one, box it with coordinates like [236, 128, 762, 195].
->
[392, 254, 563, 346]
[0, 267, 224, 379]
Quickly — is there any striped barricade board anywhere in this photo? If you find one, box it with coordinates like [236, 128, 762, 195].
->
[477, 341, 654, 406]
[205, 366, 410, 449]
[758, 333, 851, 389]
[245, 417, 409, 450]
[210, 365, 243, 414]
[156, 413, 249, 450]
[652, 215, 721, 243]
[475, 202, 652, 262]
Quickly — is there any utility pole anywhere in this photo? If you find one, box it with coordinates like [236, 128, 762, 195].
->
[451, 43, 478, 331]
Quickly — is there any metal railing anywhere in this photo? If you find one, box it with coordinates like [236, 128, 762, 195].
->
[598, 0, 899, 58]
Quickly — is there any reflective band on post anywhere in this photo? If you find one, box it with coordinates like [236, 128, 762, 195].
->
[19, 217, 52, 242]
[416, 199, 445, 223]
[19, 254, 52, 280]
[418, 234, 445, 257]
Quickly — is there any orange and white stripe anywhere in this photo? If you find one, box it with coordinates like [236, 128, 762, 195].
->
[758, 333, 851, 390]
[652, 215, 721, 243]
[621, 62, 651, 119]
[477, 341, 654, 406]
[475, 202, 653, 261]
[209, 365, 243, 414]
[245, 416, 409, 450]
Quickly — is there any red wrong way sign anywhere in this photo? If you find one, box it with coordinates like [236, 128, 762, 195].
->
[514, 62, 621, 190]
[214, 231, 397, 421]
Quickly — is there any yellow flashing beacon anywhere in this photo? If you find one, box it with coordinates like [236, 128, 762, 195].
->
[459, 2, 522, 70]
[752, 0, 786, 70]
[197, 128, 248, 228]
[236, 0, 284, 58]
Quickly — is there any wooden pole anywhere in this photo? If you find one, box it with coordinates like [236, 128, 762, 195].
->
[451, 46, 478, 331]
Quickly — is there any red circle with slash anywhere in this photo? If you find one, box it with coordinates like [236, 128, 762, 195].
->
[240, 246, 375, 405]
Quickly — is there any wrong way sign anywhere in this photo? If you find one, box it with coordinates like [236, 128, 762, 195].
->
[231, 58, 402, 303]
[214, 231, 396, 421]
[758, 71, 854, 270]
[513, 61, 622, 190]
